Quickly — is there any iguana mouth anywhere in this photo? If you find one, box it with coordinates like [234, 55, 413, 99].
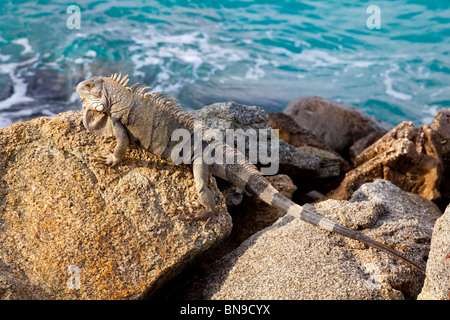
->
[80, 96, 105, 112]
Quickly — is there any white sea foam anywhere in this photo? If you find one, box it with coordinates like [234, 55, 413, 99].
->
[0, 54, 10, 62]
[421, 104, 440, 124]
[293, 49, 347, 67]
[383, 64, 412, 101]
[129, 27, 254, 91]
[384, 77, 412, 101]
[0, 72, 33, 111]
[12, 38, 33, 55]
[0, 56, 39, 111]
[245, 57, 269, 80]
[85, 50, 97, 58]
[0, 106, 35, 128]
[429, 87, 448, 98]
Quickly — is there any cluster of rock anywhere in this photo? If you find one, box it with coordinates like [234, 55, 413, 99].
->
[0, 96, 448, 300]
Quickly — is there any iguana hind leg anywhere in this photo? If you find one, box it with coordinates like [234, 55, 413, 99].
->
[180, 162, 216, 222]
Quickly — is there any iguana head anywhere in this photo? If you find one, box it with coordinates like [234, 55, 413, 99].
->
[76, 76, 109, 112]
[76, 76, 114, 136]
[77, 73, 133, 136]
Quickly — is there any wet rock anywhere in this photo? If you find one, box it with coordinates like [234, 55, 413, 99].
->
[418, 204, 450, 300]
[327, 121, 442, 202]
[0, 111, 231, 299]
[182, 180, 440, 300]
[0, 73, 13, 101]
[177, 78, 291, 112]
[25, 69, 74, 102]
[284, 96, 392, 157]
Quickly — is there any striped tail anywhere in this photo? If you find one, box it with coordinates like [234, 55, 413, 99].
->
[244, 173, 426, 273]
[285, 200, 425, 272]
[210, 142, 425, 273]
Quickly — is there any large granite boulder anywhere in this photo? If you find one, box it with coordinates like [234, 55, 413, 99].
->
[418, 204, 450, 300]
[0, 111, 232, 299]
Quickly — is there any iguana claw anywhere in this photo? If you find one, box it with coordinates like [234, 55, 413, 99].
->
[93, 153, 119, 167]
[179, 209, 214, 222]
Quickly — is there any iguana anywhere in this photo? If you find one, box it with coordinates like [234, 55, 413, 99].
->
[76, 73, 425, 272]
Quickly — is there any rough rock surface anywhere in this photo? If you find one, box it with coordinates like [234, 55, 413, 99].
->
[192, 102, 342, 190]
[210, 174, 297, 260]
[183, 180, 440, 300]
[0, 111, 232, 300]
[348, 131, 386, 165]
[284, 96, 392, 156]
[423, 108, 450, 208]
[418, 204, 450, 300]
[327, 121, 442, 202]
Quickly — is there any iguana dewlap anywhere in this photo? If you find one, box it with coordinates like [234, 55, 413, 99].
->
[76, 73, 425, 272]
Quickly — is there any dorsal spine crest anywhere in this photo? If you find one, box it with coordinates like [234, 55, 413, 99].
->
[108, 72, 199, 128]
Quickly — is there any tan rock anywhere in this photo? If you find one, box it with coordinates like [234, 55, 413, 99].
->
[327, 121, 442, 201]
[418, 204, 450, 300]
[284, 96, 392, 156]
[429, 108, 450, 162]
[268, 112, 327, 149]
[349, 131, 385, 165]
[0, 111, 232, 299]
[423, 108, 450, 209]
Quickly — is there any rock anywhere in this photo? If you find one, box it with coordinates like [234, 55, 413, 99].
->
[418, 204, 450, 300]
[327, 121, 442, 202]
[212, 174, 297, 260]
[423, 108, 450, 209]
[429, 108, 450, 163]
[25, 69, 74, 102]
[349, 131, 385, 165]
[0, 111, 232, 299]
[182, 180, 440, 300]
[284, 96, 392, 157]
[269, 111, 351, 174]
[192, 102, 342, 191]
[0, 73, 13, 102]
[267, 112, 327, 150]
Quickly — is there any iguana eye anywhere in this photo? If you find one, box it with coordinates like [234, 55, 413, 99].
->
[85, 82, 92, 90]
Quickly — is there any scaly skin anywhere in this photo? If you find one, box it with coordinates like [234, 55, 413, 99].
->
[76, 73, 425, 273]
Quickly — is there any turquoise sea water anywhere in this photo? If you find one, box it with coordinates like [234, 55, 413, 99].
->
[0, 0, 449, 128]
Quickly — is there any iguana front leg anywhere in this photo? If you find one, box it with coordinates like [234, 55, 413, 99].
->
[93, 119, 129, 167]
[180, 162, 216, 221]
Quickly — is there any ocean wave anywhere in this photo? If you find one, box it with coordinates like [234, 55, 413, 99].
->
[0, 0, 449, 128]
[0, 56, 39, 111]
